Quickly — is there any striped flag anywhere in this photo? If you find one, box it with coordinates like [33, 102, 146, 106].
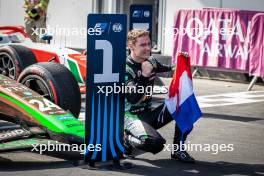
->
[165, 52, 202, 133]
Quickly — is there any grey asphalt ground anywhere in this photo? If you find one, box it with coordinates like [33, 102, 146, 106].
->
[0, 78, 264, 176]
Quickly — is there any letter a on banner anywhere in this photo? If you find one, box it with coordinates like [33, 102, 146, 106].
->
[85, 14, 127, 164]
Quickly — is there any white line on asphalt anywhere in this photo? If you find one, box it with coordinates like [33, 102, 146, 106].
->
[197, 91, 264, 108]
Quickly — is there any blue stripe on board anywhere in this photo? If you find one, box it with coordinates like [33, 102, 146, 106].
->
[115, 94, 124, 152]
[109, 94, 117, 158]
[102, 95, 107, 161]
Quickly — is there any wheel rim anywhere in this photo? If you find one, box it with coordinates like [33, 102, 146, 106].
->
[0, 52, 16, 79]
[21, 75, 54, 102]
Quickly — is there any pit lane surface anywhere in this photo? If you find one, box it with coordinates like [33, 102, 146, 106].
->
[1, 78, 264, 176]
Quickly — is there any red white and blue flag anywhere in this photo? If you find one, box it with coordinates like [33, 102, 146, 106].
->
[165, 53, 202, 134]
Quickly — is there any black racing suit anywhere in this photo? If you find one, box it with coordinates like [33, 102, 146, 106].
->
[124, 55, 192, 154]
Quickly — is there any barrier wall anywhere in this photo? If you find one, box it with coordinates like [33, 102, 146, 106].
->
[172, 8, 264, 78]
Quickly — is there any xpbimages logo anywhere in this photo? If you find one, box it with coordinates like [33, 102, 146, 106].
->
[96, 83, 168, 96]
[31, 22, 123, 38]
[31, 25, 103, 38]
[163, 141, 234, 155]
[31, 142, 102, 154]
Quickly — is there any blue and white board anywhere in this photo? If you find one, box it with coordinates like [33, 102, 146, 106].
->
[85, 14, 127, 162]
[130, 4, 152, 36]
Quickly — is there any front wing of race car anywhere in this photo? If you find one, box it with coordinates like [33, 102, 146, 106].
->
[0, 74, 85, 151]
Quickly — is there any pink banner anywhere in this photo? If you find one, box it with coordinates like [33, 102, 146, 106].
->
[172, 8, 263, 75]
[249, 13, 264, 77]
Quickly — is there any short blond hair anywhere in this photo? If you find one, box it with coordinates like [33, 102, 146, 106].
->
[127, 29, 150, 45]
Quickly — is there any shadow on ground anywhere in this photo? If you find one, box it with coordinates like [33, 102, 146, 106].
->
[118, 158, 264, 176]
[1, 154, 263, 176]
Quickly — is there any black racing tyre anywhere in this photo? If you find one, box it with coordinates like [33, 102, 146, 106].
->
[0, 45, 36, 79]
[17, 62, 81, 118]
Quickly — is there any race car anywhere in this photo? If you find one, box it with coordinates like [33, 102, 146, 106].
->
[0, 72, 84, 152]
[0, 26, 86, 117]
